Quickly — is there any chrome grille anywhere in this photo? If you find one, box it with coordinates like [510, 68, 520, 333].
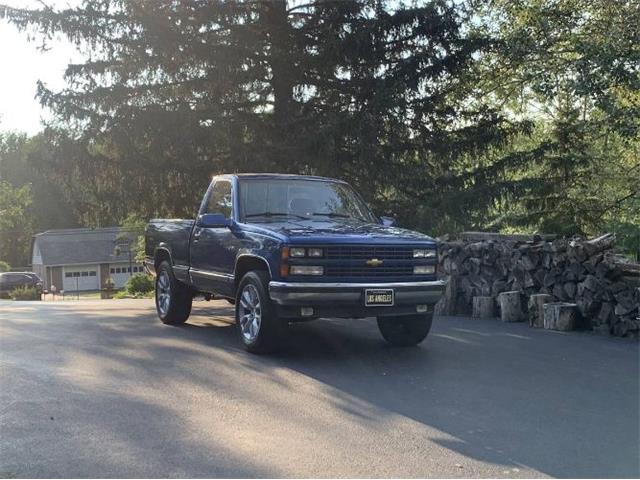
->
[325, 246, 413, 260]
[325, 264, 414, 277]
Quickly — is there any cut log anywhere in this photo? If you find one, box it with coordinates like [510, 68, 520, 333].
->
[498, 291, 524, 322]
[436, 233, 637, 337]
[581, 233, 616, 256]
[473, 296, 495, 319]
[597, 302, 614, 326]
[434, 276, 456, 316]
[528, 294, 553, 328]
[544, 302, 579, 331]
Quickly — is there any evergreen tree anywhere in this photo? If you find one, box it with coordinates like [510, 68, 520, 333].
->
[1, 0, 516, 229]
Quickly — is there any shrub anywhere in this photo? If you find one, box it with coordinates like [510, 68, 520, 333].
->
[124, 273, 154, 295]
[10, 285, 41, 301]
[0, 261, 10, 272]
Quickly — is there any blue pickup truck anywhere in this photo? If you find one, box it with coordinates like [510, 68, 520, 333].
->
[145, 174, 445, 353]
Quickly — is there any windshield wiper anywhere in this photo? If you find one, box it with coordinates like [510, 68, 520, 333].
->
[311, 212, 351, 218]
[245, 212, 309, 220]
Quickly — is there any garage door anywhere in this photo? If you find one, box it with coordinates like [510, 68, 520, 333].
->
[109, 265, 145, 288]
[63, 267, 99, 291]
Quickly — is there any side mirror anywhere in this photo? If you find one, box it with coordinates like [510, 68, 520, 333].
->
[198, 213, 232, 228]
[379, 216, 396, 227]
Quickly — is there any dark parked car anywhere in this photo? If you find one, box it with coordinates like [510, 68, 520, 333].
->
[0, 272, 43, 296]
[145, 174, 445, 353]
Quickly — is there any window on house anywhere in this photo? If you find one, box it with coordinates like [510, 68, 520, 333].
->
[65, 272, 72, 278]
[89, 271, 96, 277]
[81, 272, 88, 277]
[73, 272, 80, 277]
[110, 268, 115, 274]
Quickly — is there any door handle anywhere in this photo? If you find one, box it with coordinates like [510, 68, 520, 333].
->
[193, 230, 202, 241]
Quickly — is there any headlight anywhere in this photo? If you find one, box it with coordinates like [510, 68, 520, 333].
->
[413, 249, 436, 258]
[290, 265, 324, 276]
[288, 247, 324, 257]
[413, 265, 435, 275]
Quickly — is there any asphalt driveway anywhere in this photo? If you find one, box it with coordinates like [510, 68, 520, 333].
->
[0, 299, 638, 478]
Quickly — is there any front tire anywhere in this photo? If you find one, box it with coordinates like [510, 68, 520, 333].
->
[155, 261, 192, 325]
[377, 313, 433, 346]
[235, 271, 287, 354]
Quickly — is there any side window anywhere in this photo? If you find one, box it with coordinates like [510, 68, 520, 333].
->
[205, 181, 232, 218]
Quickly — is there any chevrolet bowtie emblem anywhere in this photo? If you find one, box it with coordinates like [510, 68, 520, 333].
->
[366, 258, 384, 267]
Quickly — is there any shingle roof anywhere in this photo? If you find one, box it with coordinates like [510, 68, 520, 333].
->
[33, 227, 139, 266]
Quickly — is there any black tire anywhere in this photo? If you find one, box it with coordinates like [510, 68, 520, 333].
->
[235, 271, 287, 354]
[155, 260, 192, 325]
[377, 313, 433, 346]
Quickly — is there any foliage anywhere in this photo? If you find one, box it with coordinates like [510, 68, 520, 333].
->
[113, 273, 154, 298]
[0, 0, 519, 232]
[0, 261, 9, 272]
[10, 285, 40, 301]
[471, 0, 640, 238]
[0, 180, 34, 267]
[117, 214, 147, 264]
[125, 273, 154, 295]
[0, 0, 637, 254]
[0, 133, 78, 226]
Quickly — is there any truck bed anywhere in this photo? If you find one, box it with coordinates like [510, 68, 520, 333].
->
[145, 218, 195, 269]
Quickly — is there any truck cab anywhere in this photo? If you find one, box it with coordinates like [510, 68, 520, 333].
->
[145, 174, 445, 353]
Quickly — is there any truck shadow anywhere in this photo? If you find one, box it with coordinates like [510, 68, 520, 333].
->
[183, 303, 640, 478]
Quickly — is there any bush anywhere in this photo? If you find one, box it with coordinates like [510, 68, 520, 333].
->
[0, 261, 10, 272]
[10, 285, 41, 301]
[123, 273, 154, 296]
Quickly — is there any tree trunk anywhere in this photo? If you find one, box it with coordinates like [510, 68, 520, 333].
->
[262, 0, 295, 170]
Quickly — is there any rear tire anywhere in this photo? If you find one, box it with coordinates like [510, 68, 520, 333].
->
[377, 313, 433, 346]
[155, 261, 192, 325]
[235, 271, 287, 354]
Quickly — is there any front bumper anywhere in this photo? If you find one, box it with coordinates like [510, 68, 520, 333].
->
[269, 280, 446, 319]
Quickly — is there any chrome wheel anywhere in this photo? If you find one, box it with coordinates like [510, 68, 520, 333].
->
[157, 270, 171, 316]
[238, 284, 262, 343]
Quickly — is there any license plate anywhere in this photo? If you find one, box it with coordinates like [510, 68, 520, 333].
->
[365, 289, 394, 307]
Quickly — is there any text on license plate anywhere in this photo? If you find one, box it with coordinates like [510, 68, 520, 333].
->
[365, 289, 394, 306]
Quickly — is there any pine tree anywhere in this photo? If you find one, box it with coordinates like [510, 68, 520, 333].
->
[2, 0, 516, 229]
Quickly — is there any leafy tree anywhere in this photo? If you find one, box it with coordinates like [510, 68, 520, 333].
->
[116, 213, 146, 263]
[0, 260, 10, 272]
[0, 132, 78, 231]
[471, 0, 640, 236]
[0, 181, 34, 267]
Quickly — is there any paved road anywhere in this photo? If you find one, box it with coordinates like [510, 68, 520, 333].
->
[0, 299, 638, 478]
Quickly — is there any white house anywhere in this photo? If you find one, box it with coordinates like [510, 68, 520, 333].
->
[31, 227, 145, 291]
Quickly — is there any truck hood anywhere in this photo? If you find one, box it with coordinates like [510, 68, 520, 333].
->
[244, 218, 436, 245]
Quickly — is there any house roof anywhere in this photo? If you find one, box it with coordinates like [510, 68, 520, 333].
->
[33, 227, 139, 266]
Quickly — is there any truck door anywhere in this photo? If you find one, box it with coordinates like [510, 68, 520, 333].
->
[190, 179, 238, 296]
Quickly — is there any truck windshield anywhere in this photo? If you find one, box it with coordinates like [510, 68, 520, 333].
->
[239, 179, 377, 223]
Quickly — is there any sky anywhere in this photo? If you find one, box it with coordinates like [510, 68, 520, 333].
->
[0, 0, 81, 134]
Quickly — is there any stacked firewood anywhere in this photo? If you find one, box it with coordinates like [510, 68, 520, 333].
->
[436, 233, 640, 337]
